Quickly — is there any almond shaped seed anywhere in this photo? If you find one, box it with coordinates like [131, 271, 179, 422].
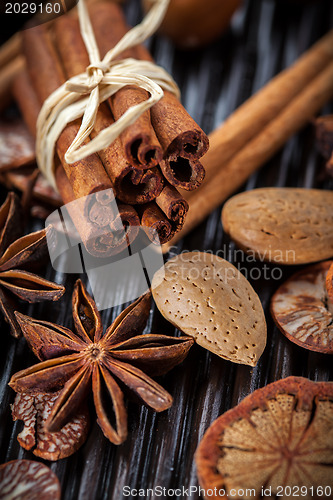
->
[222, 188, 333, 264]
[152, 251, 266, 367]
[0, 459, 61, 500]
[271, 260, 333, 354]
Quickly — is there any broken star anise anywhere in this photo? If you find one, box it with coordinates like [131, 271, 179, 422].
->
[9, 279, 194, 445]
[0, 191, 65, 337]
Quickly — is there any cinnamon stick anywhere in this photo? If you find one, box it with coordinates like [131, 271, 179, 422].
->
[22, 24, 113, 202]
[13, 68, 140, 257]
[163, 57, 333, 250]
[0, 55, 24, 112]
[137, 203, 172, 244]
[89, 2, 208, 190]
[53, 14, 164, 204]
[184, 29, 333, 198]
[139, 184, 188, 244]
[89, 101, 164, 204]
[87, 2, 163, 170]
[56, 165, 139, 257]
[156, 184, 189, 223]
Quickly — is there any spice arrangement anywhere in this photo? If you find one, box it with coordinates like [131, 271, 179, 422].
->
[10, 1, 209, 255]
[0, 0, 332, 498]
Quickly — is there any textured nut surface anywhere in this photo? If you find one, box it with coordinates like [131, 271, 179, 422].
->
[11, 392, 89, 461]
[196, 376, 333, 500]
[0, 459, 61, 500]
[222, 188, 333, 264]
[152, 252, 266, 367]
[271, 261, 333, 354]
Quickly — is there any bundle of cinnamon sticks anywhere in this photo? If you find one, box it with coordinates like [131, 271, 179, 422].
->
[12, 1, 208, 256]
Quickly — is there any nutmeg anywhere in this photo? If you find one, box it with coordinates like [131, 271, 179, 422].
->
[142, 0, 242, 49]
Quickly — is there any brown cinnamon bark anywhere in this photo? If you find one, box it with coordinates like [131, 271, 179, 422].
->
[56, 166, 139, 257]
[13, 68, 140, 257]
[89, 2, 208, 190]
[22, 24, 113, 202]
[156, 184, 189, 223]
[87, 3, 163, 170]
[90, 103, 164, 204]
[137, 203, 172, 244]
[53, 15, 164, 204]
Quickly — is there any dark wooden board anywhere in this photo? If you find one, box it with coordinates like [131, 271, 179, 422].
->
[0, 0, 332, 498]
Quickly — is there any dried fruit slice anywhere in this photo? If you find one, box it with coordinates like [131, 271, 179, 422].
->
[0, 459, 61, 499]
[11, 392, 89, 460]
[196, 377, 333, 500]
[271, 261, 333, 354]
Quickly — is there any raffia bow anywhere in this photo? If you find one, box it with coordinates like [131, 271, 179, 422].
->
[36, 0, 180, 189]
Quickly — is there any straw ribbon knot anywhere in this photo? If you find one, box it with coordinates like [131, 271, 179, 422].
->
[36, 0, 179, 190]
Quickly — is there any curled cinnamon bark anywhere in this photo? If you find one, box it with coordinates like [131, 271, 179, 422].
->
[56, 166, 139, 257]
[13, 68, 140, 257]
[87, 2, 163, 170]
[22, 24, 113, 202]
[137, 203, 172, 244]
[89, 2, 208, 190]
[53, 15, 164, 204]
[90, 103, 164, 204]
[156, 184, 189, 223]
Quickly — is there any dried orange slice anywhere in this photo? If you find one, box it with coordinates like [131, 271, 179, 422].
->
[196, 377, 333, 500]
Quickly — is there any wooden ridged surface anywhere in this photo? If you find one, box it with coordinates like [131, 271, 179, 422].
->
[0, 0, 333, 498]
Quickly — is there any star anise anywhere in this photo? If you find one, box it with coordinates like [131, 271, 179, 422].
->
[0, 191, 65, 337]
[9, 280, 194, 445]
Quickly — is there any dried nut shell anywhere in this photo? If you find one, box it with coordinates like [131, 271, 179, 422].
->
[152, 252, 266, 367]
[222, 188, 333, 264]
[0, 459, 61, 500]
[196, 376, 333, 500]
[11, 392, 90, 461]
[271, 261, 333, 354]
